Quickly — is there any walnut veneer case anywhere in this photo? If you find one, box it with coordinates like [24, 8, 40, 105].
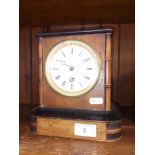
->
[30, 28, 123, 142]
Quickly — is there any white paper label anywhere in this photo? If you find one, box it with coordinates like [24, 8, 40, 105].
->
[74, 123, 96, 137]
[89, 97, 103, 104]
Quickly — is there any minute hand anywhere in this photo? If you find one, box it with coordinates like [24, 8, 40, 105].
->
[74, 58, 90, 68]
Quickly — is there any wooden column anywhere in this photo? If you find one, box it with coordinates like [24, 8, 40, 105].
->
[38, 37, 43, 107]
[105, 33, 112, 111]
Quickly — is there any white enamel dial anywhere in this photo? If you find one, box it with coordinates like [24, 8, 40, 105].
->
[45, 40, 101, 96]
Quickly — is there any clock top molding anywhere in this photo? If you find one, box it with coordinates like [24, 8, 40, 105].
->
[36, 28, 112, 37]
[37, 28, 112, 111]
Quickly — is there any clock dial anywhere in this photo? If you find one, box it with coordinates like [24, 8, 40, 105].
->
[45, 40, 101, 96]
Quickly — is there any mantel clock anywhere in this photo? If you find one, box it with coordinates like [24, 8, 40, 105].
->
[30, 28, 122, 142]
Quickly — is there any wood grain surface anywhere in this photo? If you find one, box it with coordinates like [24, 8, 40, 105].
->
[19, 27, 32, 104]
[118, 24, 135, 106]
[20, 0, 135, 26]
[31, 27, 42, 105]
[37, 117, 107, 141]
[40, 33, 106, 110]
[20, 105, 134, 155]
[20, 127, 134, 155]
[105, 33, 112, 111]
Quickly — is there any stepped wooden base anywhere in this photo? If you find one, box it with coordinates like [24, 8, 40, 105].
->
[30, 103, 122, 142]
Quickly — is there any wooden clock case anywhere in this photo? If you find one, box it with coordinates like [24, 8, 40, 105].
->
[30, 28, 123, 142]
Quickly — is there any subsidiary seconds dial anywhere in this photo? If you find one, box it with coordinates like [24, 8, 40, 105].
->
[45, 40, 101, 96]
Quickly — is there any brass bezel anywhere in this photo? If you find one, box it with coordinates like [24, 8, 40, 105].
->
[45, 40, 101, 97]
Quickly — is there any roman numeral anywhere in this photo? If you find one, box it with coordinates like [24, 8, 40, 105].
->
[79, 51, 83, 56]
[62, 81, 66, 87]
[84, 58, 90, 62]
[79, 82, 83, 87]
[84, 76, 90, 80]
[71, 83, 73, 89]
[61, 51, 65, 57]
[86, 68, 93, 70]
[71, 48, 73, 55]
[55, 75, 60, 80]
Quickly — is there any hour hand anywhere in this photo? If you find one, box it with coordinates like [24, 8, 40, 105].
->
[56, 60, 69, 67]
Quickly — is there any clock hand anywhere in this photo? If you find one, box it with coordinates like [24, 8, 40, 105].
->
[56, 60, 70, 67]
[74, 58, 90, 68]
[74, 63, 82, 68]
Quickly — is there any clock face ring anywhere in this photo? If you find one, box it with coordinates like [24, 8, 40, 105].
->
[45, 40, 101, 97]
